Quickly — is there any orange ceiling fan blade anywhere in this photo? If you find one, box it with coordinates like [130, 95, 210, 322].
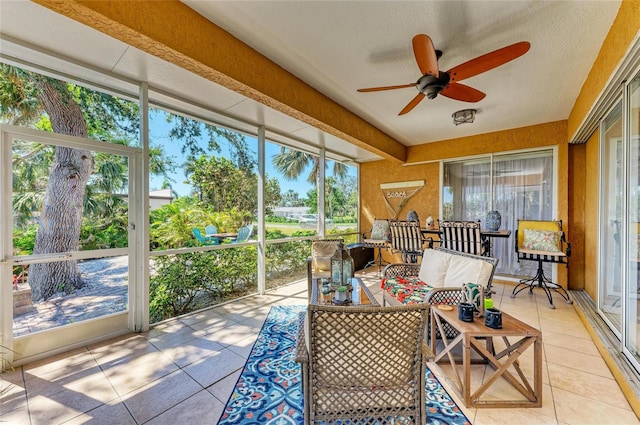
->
[399, 93, 426, 115]
[357, 83, 417, 92]
[412, 34, 439, 77]
[447, 41, 530, 83]
[441, 82, 486, 102]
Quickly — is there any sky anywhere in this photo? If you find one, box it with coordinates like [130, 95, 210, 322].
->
[146, 110, 334, 198]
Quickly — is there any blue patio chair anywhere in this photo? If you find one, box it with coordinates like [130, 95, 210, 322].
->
[205, 224, 220, 244]
[233, 224, 254, 243]
[192, 228, 218, 245]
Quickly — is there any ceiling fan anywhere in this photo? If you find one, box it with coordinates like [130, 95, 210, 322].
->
[357, 34, 530, 115]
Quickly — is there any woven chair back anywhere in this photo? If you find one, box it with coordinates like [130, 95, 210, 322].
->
[306, 303, 429, 424]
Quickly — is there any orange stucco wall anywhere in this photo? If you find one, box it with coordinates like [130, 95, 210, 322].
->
[568, 0, 639, 299]
[568, 0, 639, 140]
[568, 143, 586, 291]
[583, 130, 600, 299]
[360, 161, 441, 264]
[406, 121, 566, 164]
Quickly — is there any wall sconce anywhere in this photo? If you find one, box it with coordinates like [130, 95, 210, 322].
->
[452, 109, 476, 126]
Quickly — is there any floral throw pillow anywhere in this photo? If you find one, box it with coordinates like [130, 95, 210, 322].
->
[370, 220, 390, 241]
[522, 228, 561, 252]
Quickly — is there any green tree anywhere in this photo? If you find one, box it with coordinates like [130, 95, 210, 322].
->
[1, 66, 170, 300]
[303, 175, 356, 219]
[281, 189, 305, 207]
[2, 67, 96, 300]
[272, 148, 349, 219]
[1, 64, 261, 301]
[272, 147, 348, 188]
[186, 155, 281, 216]
[332, 175, 358, 217]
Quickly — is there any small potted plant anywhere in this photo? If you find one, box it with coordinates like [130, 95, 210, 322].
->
[335, 285, 348, 303]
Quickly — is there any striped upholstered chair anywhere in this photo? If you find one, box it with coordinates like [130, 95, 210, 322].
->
[389, 219, 429, 263]
[438, 220, 489, 256]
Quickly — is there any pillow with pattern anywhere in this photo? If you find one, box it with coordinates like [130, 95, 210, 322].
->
[522, 228, 561, 252]
[370, 220, 390, 241]
[381, 276, 433, 305]
[312, 241, 342, 271]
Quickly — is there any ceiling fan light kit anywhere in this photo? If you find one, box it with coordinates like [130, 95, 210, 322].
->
[357, 34, 530, 116]
[452, 109, 476, 126]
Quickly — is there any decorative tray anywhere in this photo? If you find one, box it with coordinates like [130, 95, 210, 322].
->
[332, 297, 352, 305]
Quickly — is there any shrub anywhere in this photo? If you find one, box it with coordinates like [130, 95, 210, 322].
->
[13, 225, 37, 255]
[149, 246, 258, 323]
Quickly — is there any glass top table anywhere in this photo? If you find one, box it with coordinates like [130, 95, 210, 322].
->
[310, 277, 379, 306]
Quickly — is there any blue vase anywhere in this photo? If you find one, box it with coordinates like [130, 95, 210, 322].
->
[407, 210, 419, 222]
[485, 210, 501, 231]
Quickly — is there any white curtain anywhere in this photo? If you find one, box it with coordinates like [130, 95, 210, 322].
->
[443, 151, 554, 276]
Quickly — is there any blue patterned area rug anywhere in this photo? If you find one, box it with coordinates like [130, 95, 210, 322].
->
[219, 305, 471, 425]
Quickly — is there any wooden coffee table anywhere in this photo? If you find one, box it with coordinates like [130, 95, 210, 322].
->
[430, 305, 542, 408]
[310, 277, 379, 306]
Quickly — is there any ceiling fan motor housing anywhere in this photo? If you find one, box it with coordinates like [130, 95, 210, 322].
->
[416, 71, 450, 99]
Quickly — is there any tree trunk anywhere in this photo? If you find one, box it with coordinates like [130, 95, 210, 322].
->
[28, 77, 94, 302]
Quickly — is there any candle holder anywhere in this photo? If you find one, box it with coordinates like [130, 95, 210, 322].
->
[485, 308, 503, 329]
[458, 302, 475, 322]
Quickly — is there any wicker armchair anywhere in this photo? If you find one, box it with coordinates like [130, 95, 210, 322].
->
[307, 239, 344, 300]
[295, 303, 433, 425]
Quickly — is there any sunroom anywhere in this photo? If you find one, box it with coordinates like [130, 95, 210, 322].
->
[1, 1, 640, 424]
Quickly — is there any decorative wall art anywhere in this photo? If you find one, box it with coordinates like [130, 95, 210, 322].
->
[380, 180, 425, 218]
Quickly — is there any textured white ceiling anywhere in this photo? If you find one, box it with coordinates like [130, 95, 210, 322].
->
[0, 1, 622, 163]
[184, 0, 621, 146]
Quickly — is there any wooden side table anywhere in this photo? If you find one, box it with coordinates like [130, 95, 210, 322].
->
[430, 305, 542, 408]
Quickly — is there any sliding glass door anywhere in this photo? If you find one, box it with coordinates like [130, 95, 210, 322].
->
[625, 73, 640, 367]
[443, 149, 554, 276]
[598, 71, 640, 373]
[599, 101, 623, 335]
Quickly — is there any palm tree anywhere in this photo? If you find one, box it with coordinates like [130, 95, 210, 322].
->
[11, 141, 52, 227]
[272, 147, 348, 219]
[272, 147, 348, 187]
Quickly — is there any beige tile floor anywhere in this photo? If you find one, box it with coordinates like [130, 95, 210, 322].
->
[1, 269, 639, 424]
